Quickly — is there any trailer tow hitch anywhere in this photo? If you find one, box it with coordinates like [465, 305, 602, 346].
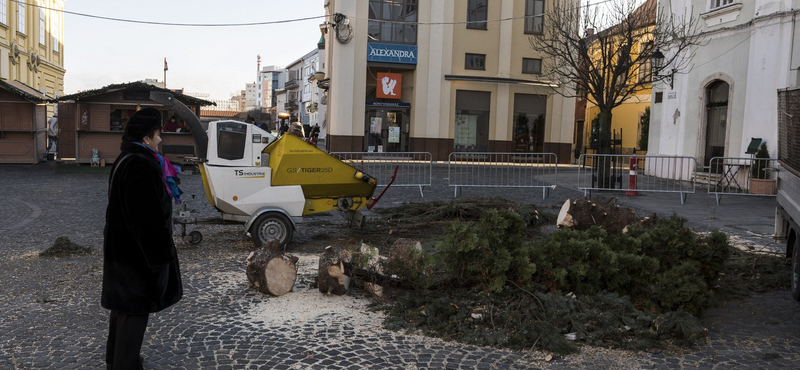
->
[367, 165, 398, 210]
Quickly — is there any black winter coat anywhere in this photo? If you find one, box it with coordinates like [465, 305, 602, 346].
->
[101, 142, 183, 314]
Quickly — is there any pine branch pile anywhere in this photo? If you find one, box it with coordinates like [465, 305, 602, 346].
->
[367, 204, 754, 354]
[357, 198, 548, 247]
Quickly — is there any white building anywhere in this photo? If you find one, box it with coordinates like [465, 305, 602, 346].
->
[299, 48, 326, 133]
[257, 65, 285, 109]
[650, 0, 800, 170]
[245, 82, 258, 111]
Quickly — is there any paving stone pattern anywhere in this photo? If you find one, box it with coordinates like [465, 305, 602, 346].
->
[1, 162, 799, 369]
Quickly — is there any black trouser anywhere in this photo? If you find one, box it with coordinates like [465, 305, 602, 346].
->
[46, 135, 58, 155]
[106, 310, 148, 370]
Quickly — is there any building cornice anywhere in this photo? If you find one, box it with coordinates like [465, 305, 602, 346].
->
[444, 75, 558, 88]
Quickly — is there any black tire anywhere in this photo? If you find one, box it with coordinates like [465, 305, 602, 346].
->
[188, 230, 203, 245]
[792, 237, 800, 301]
[251, 212, 293, 248]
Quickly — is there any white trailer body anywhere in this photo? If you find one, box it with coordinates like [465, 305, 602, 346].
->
[775, 87, 800, 301]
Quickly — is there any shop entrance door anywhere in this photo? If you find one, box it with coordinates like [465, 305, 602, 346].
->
[365, 107, 409, 152]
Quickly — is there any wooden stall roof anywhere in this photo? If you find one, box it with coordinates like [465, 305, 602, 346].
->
[0, 80, 54, 103]
[57, 81, 216, 107]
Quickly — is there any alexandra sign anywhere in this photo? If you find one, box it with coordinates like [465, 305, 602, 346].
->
[367, 42, 418, 64]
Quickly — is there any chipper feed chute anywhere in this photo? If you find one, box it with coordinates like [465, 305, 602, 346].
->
[263, 134, 378, 216]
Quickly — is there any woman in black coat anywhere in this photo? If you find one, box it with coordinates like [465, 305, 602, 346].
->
[102, 107, 182, 370]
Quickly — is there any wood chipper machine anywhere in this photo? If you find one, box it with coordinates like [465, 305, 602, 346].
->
[149, 92, 379, 248]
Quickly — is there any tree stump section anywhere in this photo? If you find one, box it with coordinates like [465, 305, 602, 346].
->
[318, 245, 352, 296]
[387, 238, 422, 267]
[246, 239, 299, 296]
[354, 242, 384, 299]
[557, 197, 656, 234]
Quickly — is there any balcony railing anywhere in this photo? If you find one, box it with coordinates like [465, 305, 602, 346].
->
[284, 79, 299, 90]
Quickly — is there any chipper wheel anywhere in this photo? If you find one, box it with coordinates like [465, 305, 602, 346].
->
[187, 230, 203, 245]
[251, 212, 294, 248]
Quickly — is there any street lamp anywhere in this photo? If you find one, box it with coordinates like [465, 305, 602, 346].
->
[651, 49, 676, 89]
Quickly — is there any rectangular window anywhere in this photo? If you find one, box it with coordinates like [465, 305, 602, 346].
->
[615, 73, 627, 89]
[710, 0, 734, 9]
[0, 0, 7, 25]
[513, 94, 547, 152]
[467, 0, 487, 30]
[52, 9, 59, 52]
[524, 0, 544, 34]
[17, 2, 25, 34]
[39, 4, 44, 45]
[522, 58, 542, 74]
[638, 59, 652, 83]
[368, 0, 418, 45]
[465, 53, 486, 70]
[455, 90, 491, 151]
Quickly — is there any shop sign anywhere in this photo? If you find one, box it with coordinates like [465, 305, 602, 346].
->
[367, 42, 418, 64]
[376, 72, 402, 99]
[366, 101, 411, 107]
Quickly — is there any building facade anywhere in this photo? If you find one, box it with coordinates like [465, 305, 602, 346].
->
[650, 0, 800, 170]
[283, 58, 302, 121]
[322, 0, 575, 162]
[257, 64, 284, 109]
[0, 0, 66, 163]
[0, 0, 65, 101]
[245, 82, 257, 110]
[582, 0, 655, 156]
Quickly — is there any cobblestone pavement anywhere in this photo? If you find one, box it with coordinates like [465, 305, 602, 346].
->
[1, 162, 799, 369]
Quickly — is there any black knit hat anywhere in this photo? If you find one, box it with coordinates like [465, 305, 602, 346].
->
[123, 107, 162, 142]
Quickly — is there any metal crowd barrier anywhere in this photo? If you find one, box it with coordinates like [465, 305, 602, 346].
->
[331, 152, 432, 197]
[578, 154, 697, 204]
[447, 152, 558, 199]
[706, 157, 779, 205]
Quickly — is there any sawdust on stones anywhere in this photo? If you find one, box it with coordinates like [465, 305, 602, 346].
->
[211, 253, 386, 331]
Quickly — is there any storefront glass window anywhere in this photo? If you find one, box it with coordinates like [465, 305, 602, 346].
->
[455, 90, 490, 151]
[513, 94, 546, 152]
[365, 108, 409, 152]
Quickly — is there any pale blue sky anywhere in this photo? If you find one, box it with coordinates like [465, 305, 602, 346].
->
[63, 0, 325, 100]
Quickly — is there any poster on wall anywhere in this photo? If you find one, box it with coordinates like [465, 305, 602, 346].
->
[388, 126, 400, 143]
[370, 117, 382, 133]
[454, 114, 478, 148]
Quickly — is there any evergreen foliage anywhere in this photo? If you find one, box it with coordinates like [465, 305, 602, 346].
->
[366, 200, 783, 356]
[532, 215, 731, 315]
[435, 209, 537, 293]
[751, 142, 771, 179]
[375, 210, 735, 353]
[638, 106, 650, 151]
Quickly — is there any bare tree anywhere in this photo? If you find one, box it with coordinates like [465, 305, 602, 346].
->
[530, 0, 701, 186]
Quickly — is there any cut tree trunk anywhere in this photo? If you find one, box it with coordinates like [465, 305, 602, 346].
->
[246, 239, 299, 296]
[318, 246, 352, 295]
[353, 242, 384, 299]
[557, 197, 657, 234]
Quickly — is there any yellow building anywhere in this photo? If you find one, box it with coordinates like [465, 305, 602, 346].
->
[581, 0, 654, 155]
[0, 0, 65, 102]
[584, 90, 650, 154]
[0, 1, 66, 163]
[322, 0, 576, 162]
